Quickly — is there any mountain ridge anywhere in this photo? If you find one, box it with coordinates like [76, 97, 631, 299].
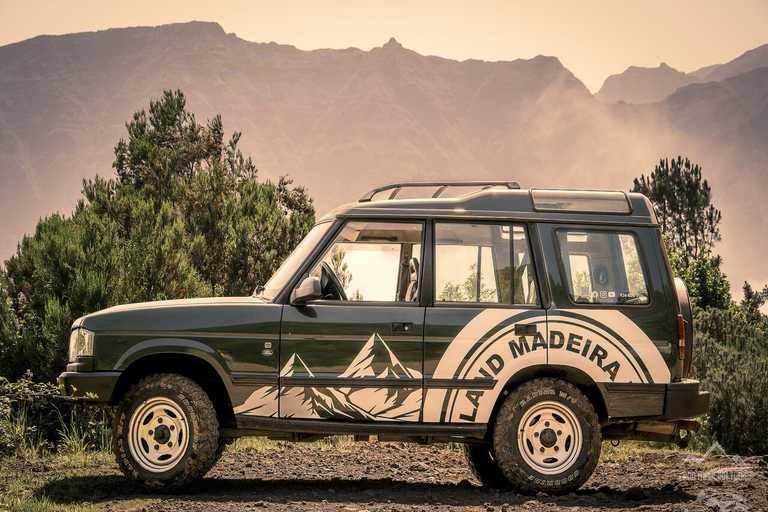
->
[1, 21, 767, 295]
[595, 44, 768, 105]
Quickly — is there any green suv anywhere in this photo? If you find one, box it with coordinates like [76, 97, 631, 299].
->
[59, 182, 709, 493]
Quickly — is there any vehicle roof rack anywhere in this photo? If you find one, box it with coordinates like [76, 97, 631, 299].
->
[359, 181, 521, 202]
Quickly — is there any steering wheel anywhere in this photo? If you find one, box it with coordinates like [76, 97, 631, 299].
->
[320, 261, 347, 300]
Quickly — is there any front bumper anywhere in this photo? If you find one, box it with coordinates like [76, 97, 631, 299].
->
[58, 371, 121, 403]
[663, 379, 710, 421]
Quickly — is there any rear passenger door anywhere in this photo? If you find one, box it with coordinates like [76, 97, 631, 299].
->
[423, 222, 547, 424]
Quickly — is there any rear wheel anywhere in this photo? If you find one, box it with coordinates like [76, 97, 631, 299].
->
[463, 444, 510, 488]
[493, 378, 601, 494]
[114, 373, 220, 490]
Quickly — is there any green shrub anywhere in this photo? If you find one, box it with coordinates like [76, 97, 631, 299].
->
[0, 374, 112, 458]
[691, 307, 768, 455]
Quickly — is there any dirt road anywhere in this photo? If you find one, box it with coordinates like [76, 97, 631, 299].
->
[3, 442, 767, 511]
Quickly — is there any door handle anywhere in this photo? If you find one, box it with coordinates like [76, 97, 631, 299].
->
[392, 322, 413, 333]
[514, 323, 538, 336]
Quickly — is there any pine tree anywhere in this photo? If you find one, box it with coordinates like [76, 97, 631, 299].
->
[0, 90, 315, 381]
[633, 156, 721, 267]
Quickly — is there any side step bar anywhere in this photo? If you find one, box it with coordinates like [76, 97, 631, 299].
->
[221, 416, 487, 444]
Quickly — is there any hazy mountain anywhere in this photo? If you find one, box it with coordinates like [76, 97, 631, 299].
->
[701, 44, 768, 82]
[688, 63, 722, 80]
[1, 22, 767, 295]
[595, 63, 698, 104]
[595, 45, 768, 105]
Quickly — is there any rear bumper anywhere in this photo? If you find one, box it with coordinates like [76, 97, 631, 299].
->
[58, 371, 121, 403]
[663, 379, 710, 421]
[600, 379, 709, 420]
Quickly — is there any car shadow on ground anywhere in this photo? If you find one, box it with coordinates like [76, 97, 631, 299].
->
[37, 475, 696, 509]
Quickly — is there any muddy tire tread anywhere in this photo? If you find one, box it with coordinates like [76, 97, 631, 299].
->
[463, 444, 511, 488]
[114, 373, 219, 490]
[492, 378, 601, 495]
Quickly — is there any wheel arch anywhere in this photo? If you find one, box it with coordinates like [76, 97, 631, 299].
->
[489, 365, 609, 430]
[111, 353, 236, 429]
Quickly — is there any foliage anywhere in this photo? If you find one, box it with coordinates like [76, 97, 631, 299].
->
[330, 248, 353, 290]
[633, 157, 721, 268]
[0, 373, 113, 460]
[731, 281, 768, 331]
[0, 90, 314, 382]
[664, 237, 732, 310]
[690, 307, 768, 455]
[438, 263, 496, 302]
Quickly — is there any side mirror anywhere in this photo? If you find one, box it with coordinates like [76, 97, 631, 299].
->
[290, 276, 322, 305]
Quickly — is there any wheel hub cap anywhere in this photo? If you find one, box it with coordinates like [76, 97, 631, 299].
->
[128, 397, 190, 473]
[517, 400, 583, 475]
[539, 428, 557, 448]
[153, 424, 171, 444]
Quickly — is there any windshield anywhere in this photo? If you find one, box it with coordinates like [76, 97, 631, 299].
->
[260, 222, 333, 301]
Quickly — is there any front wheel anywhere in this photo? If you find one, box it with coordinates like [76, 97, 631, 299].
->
[493, 378, 601, 494]
[114, 373, 220, 489]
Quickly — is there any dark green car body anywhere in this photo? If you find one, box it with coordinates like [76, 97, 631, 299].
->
[59, 184, 708, 443]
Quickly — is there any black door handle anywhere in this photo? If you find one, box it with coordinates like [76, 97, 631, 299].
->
[514, 323, 538, 336]
[392, 322, 413, 333]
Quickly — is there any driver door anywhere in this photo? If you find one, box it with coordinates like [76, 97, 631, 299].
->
[280, 220, 425, 422]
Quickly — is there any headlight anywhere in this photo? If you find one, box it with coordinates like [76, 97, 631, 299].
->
[68, 328, 94, 362]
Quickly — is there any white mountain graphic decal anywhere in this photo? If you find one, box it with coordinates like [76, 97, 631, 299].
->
[280, 353, 315, 377]
[340, 333, 422, 379]
[233, 385, 278, 417]
[279, 333, 422, 421]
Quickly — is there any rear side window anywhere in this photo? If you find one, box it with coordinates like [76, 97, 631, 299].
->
[435, 223, 539, 305]
[556, 230, 649, 306]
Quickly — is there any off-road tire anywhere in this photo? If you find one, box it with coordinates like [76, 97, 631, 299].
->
[213, 438, 228, 465]
[463, 444, 510, 488]
[114, 373, 219, 490]
[493, 378, 601, 495]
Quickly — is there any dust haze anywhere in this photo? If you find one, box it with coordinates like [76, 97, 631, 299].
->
[0, 22, 766, 298]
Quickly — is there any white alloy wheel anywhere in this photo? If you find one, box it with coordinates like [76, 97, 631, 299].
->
[114, 373, 220, 489]
[516, 400, 582, 475]
[128, 396, 190, 472]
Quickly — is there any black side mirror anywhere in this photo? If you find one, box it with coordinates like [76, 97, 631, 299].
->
[290, 276, 322, 305]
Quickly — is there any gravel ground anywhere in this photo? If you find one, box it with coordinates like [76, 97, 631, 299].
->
[3, 442, 766, 511]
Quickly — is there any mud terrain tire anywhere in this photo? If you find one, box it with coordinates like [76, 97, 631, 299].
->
[114, 374, 219, 490]
[493, 378, 601, 495]
[463, 444, 510, 488]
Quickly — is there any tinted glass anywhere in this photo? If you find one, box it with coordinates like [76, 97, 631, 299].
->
[532, 190, 631, 214]
[262, 222, 332, 301]
[435, 223, 539, 305]
[557, 230, 649, 305]
[311, 221, 423, 302]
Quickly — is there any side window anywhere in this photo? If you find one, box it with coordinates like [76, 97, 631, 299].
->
[556, 230, 650, 305]
[435, 223, 539, 305]
[310, 221, 423, 302]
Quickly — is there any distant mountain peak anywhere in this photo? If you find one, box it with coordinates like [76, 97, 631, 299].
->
[384, 37, 402, 48]
[596, 62, 695, 104]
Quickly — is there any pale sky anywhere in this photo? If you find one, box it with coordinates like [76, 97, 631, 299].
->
[1, 0, 766, 92]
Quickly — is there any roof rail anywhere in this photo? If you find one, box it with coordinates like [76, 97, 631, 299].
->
[359, 181, 521, 202]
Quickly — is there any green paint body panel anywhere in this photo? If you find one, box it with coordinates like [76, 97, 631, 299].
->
[59, 187, 709, 434]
